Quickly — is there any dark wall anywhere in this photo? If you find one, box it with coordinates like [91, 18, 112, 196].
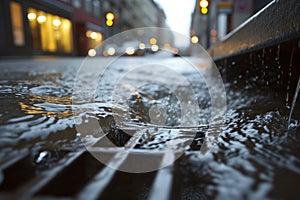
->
[210, 0, 300, 117]
[0, 2, 6, 48]
[253, 0, 273, 13]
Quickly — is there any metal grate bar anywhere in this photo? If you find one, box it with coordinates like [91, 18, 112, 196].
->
[148, 151, 175, 200]
[0, 126, 206, 199]
[77, 129, 148, 200]
[0, 150, 29, 170]
[76, 151, 128, 200]
[16, 151, 84, 198]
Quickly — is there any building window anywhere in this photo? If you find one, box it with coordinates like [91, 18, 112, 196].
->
[93, 0, 100, 17]
[72, 0, 82, 8]
[85, 0, 92, 13]
[86, 30, 103, 50]
[10, 1, 25, 46]
[27, 8, 73, 53]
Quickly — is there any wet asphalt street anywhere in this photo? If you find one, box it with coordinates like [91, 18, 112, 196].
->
[0, 54, 299, 199]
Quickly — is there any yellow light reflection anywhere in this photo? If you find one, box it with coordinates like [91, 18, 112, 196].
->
[19, 93, 73, 119]
[27, 12, 36, 20]
[149, 38, 157, 45]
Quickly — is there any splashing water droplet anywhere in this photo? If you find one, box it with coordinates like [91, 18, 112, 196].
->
[36, 151, 48, 164]
[286, 47, 295, 106]
[288, 75, 300, 128]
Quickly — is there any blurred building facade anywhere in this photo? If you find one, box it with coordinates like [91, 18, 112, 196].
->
[190, 0, 273, 49]
[101, 0, 170, 47]
[0, 0, 167, 57]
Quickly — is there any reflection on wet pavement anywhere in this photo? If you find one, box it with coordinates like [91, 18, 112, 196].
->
[0, 57, 299, 199]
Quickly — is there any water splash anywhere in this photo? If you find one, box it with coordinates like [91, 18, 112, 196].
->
[285, 47, 295, 108]
[288, 75, 300, 127]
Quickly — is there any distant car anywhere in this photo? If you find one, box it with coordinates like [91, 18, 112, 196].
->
[120, 41, 145, 56]
[172, 47, 191, 57]
[102, 44, 118, 56]
[172, 48, 180, 57]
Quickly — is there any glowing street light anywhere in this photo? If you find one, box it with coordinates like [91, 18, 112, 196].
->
[149, 37, 157, 45]
[37, 15, 46, 23]
[105, 12, 115, 27]
[201, 7, 208, 14]
[126, 47, 135, 55]
[106, 12, 114, 20]
[199, 0, 209, 15]
[88, 49, 96, 57]
[191, 35, 199, 44]
[52, 19, 61, 27]
[199, 0, 208, 8]
[106, 20, 113, 26]
[151, 44, 159, 52]
[27, 12, 36, 21]
[139, 43, 146, 50]
[90, 32, 98, 39]
[107, 47, 116, 56]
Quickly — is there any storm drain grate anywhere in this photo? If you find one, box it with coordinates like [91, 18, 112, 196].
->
[0, 126, 207, 199]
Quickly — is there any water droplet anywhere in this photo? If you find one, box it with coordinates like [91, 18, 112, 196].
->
[288, 76, 300, 126]
[36, 151, 48, 164]
[277, 74, 281, 79]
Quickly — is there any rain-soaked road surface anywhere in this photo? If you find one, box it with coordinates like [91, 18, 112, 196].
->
[0, 54, 299, 199]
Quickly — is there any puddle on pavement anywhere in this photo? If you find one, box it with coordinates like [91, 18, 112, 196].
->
[0, 57, 299, 199]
